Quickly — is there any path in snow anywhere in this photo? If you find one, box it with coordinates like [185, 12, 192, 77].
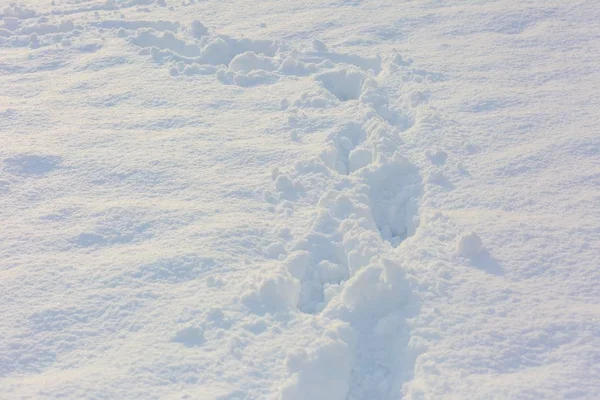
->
[115, 14, 431, 398]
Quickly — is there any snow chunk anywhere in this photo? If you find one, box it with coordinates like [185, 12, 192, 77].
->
[190, 20, 208, 38]
[232, 70, 278, 87]
[201, 37, 231, 65]
[172, 326, 205, 347]
[457, 232, 484, 258]
[242, 271, 300, 314]
[285, 251, 311, 279]
[293, 91, 336, 109]
[182, 63, 216, 76]
[266, 242, 286, 259]
[312, 39, 328, 52]
[132, 28, 201, 57]
[339, 259, 410, 316]
[2, 4, 36, 19]
[318, 260, 348, 285]
[228, 51, 276, 73]
[280, 323, 354, 400]
[348, 147, 372, 173]
[275, 174, 299, 200]
[278, 57, 316, 76]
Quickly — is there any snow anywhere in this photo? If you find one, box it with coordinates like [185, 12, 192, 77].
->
[1, 0, 599, 399]
[456, 232, 484, 258]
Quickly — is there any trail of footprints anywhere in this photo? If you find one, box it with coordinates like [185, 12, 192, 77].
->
[266, 52, 426, 397]
[2, 5, 431, 397]
[110, 15, 427, 394]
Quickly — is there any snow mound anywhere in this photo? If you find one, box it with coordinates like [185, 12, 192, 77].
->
[280, 322, 354, 400]
[457, 231, 484, 258]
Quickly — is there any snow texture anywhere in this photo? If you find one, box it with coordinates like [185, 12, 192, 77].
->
[1, 0, 599, 399]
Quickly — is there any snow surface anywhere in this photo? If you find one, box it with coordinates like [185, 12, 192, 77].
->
[1, 0, 599, 399]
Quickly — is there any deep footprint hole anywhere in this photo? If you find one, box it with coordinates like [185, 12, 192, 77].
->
[365, 160, 422, 248]
[316, 69, 366, 102]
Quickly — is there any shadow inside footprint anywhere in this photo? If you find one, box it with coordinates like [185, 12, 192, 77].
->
[363, 156, 422, 247]
[316, 69, 366, 102]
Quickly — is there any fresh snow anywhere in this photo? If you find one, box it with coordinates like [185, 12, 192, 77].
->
[1, 0, 599, 399]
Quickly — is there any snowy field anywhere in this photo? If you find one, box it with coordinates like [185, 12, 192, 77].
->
[1, 0, 599, 398]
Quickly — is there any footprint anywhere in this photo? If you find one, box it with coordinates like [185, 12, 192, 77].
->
[316, 68, 366, 102]
[361, 154, 422, 247]
[360, 77, 416, 130]
[320, 122, 365, 175]
[286, 233, 350, 314]
[281, 152, 422, 312]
